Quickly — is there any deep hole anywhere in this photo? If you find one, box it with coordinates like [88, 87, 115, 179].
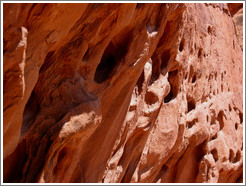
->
[179, 38, 184, 52]
[145, 91, 158, 105]
[164, 70, 179, 103]
[217, 111, 225, 130]
[187, 118, 198, 129]
[198, 48, 202, 58]
[192, 75, 196, 83]
[212, 172, 215, 177]
[207, 26, 212, 34]
[229, 104, 232, 111]
[239, 112, 243, 124]
[211, 149, 219, 162]
[94, 53, 116, 83]
[235, 123, 239, 130]
[160, 49, 170, 70]
[94, 30, 131, 83]
[185, 72, 188, 80]
[229, 149, 234, 162]
[164, 87, 174, 103]
[211, 133, 217, 140]
[234, 150, 241, 163]
[206, 115, 209, 122]
[187, 97, 196, 112]
[137, 70, 145, 95]
[39, 51, 55, 74]
[188, 65, 195, 83]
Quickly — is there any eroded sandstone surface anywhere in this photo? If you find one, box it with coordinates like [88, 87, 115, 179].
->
[3, 3, 243, 183]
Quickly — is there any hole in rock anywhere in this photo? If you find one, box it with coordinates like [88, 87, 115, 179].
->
[211, 133, 217, 140]
[229, 104, 232, 111]
[239, 112, 243, 124]
[145, 91, 158, 105]
[164, 87, 174, 103]
[179, 38, 184, 52]
[137, 70, 145, 95]
[94, 44, 117, 83]
[208, 26, 212, 34]
[212, 172, 215, 177]
[234, 150, 241, 163]
[211, 149, 219, 162]
[217, 111, 225, 130]
[160, 49, 170, 70]
[164, 70, 179, 103]
[229, 149, 234, 162]
[187, 97, 196, 112]
[94, 29, 132, 83]
[187, 118, 198, 129]
[235, 123, 239, 130]
[192, 74, 196, 83]
[198, 48, 202, 58]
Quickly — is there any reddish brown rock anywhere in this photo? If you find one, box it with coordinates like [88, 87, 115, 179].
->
[3, 3, 243, 183]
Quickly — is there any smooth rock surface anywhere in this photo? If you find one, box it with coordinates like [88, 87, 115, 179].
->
[3, 3, 243, 183]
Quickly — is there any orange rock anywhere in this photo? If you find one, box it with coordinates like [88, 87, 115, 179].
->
[3, 3, 243, 183]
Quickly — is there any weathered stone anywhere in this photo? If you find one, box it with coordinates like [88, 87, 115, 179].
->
[3, 3, 243, 183]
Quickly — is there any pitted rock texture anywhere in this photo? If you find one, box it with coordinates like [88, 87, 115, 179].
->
[3, 3, 243, 183]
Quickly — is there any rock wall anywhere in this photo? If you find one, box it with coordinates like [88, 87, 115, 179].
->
[3, 3, 243, 183]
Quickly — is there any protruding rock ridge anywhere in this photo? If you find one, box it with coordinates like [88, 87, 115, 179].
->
[3, 3, 243, 183]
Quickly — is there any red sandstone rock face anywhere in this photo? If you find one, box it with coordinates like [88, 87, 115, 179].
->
[3, 3, 243, 183]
